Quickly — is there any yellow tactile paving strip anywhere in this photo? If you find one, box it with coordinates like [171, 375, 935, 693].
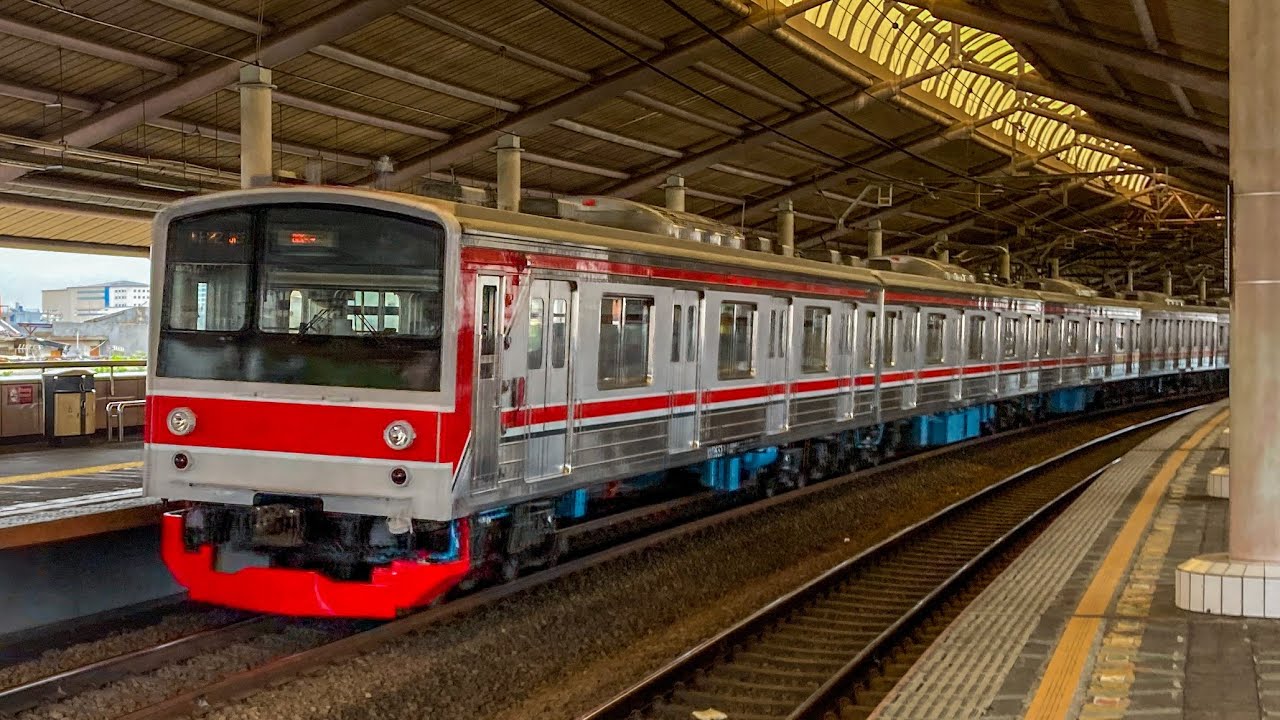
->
[0, 460, 143, 486]
[1024, 409, 1228, 719]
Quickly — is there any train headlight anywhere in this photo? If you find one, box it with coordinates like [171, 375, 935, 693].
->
[384, 421, 415, 450]
[167, 408, 196, 436]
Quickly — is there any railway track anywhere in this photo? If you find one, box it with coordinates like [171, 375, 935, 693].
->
[0, 397, 1213, 720]
[0, 616, 276, 716]
[578, 407, 1198, 720]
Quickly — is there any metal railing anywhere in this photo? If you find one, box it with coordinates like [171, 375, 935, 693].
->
[105, 400, 146, 442]
[0, 359, 146, 396]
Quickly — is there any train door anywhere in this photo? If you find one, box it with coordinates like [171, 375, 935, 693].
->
[897, 307, 918, 410]
[472, 275, 504, 493]
[669, 291, 700, 451]
[525, 279, 574, 480]
[763, 297, 790, 434]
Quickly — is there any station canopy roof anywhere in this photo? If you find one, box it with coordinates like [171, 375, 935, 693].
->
[0, 0, 1228, 297]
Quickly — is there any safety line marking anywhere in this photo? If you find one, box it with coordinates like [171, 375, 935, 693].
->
[0, 460, 143, 486]
[1024, 408, 1228, 719]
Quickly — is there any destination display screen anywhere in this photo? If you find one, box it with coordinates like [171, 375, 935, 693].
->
[275, 229, 337, 249]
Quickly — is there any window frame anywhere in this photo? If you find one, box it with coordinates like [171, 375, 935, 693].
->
[925, 312, 947, 365]
[528, 297, 545, 370]
[597, 294, 654, 390]
[966, 314, 987, 362]
[717, 301, 758, 380]
[801, 305, 832, 373]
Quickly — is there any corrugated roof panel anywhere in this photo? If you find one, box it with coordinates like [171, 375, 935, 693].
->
[0, 206, 149, 245]
[0, 35, 156, 100]
[273, 54, 503, 134]
[572, 96, 725, 152]
[414, 0, 626, 72]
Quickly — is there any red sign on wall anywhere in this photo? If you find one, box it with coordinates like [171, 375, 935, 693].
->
[6, 385, 34, 405]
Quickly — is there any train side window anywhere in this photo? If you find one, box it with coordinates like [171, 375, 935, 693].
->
[598, 295, 652, 389]
[967, 315, 986, 361]
[1091, 321, 1104, 354]
[925, 313, 946, 364]
[768, 310, 777, 358]
[718, 302, 756, 379]
[1028, 319, 1041, 358]
[1114, 322, 1125, 352]
[551, 299, 568, 369]
[686, 305, 697, 360]
[862, 312, 877, 368]
[802, 306, 831, 373]
[480, 284, 498, 358]
[528, 298, 545, 370]
[1002, 317, 1019, 359]
[1044, 319, 1058, 356]
[883, 311, 899, 367]
[905, 312, 917, 357]
[671, 305, 682, 363]
[1065, 320, 1081, 354]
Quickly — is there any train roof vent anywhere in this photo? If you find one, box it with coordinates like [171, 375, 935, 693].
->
[417, 180, 489, 206]
[549, 196, 747, 248]
[866, 255, 975, 283]
[1022, 278, 1098, 298]
[1214, 297, 1231, 308]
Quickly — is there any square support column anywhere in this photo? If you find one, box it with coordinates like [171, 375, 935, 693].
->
[1175, 0, 1280, 617]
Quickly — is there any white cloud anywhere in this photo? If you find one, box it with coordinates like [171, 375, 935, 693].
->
[0, 249, 150, 308]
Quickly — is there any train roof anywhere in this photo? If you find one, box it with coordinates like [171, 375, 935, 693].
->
[157, 187, 1227, 318]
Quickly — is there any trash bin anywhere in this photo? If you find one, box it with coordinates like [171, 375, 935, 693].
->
[44, 369, 96, 445]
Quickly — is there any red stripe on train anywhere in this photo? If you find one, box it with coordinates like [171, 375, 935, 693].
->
[146, 394, 448, 462]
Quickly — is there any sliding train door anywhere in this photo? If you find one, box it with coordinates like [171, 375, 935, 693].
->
[472, 275, 503, 493]
[525, 279, 575, 480]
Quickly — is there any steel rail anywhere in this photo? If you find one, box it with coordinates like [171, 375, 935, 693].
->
[577, 403, 1207, 720]
[0, 616, 275, 717]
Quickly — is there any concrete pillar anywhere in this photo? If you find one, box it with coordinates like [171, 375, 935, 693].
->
[1050, 258, 1060, 278]
[777, 199, 795, 256]
[866, 220, 883, 258]
[1163, 270, 1174, 296]
[664, 175, 686, 212]
[1199, 275, 1208, 305]
[936, 248, 949, 264]
[372, 155, 394, 191]
[1228, 12, 1280, 558]
[998, 247, 1011, 284]
[237, 65, 274, 189]
[304, 157, 323, 185]
[495, 134, 522, 213]
[1174, 0, 1280, 618]
[1126, 268, 1135, 291]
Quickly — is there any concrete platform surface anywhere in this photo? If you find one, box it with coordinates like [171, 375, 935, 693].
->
[0, 441, 143, 513]
[870, 400, 1263, 720]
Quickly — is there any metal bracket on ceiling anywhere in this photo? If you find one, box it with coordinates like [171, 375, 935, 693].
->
[833, 184, 893, 229]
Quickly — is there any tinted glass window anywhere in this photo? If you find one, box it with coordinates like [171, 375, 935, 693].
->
[718, 302, 756, 379]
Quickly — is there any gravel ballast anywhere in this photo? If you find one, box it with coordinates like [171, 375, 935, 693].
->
[0, 607, 241, 692]
[15, 624, 335, 720]
[194, 407, 1178, 720]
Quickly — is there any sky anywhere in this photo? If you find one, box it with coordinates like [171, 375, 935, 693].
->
[0, 248, 151, 308]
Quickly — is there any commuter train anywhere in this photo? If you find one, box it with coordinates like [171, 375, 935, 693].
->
[144, 187, 1228, 617]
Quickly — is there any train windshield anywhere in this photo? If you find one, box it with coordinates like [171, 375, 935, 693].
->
[158, 204, 446, 392]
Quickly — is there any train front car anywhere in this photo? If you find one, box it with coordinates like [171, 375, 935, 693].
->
[144, 188, 468, 618]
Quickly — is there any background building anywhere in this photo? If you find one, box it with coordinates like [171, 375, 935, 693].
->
[42, 281, 149, 322]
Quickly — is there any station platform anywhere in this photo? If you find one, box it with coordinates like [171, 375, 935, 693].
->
[871, 400, 1253, 720]
[0, 441, 161, 549]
